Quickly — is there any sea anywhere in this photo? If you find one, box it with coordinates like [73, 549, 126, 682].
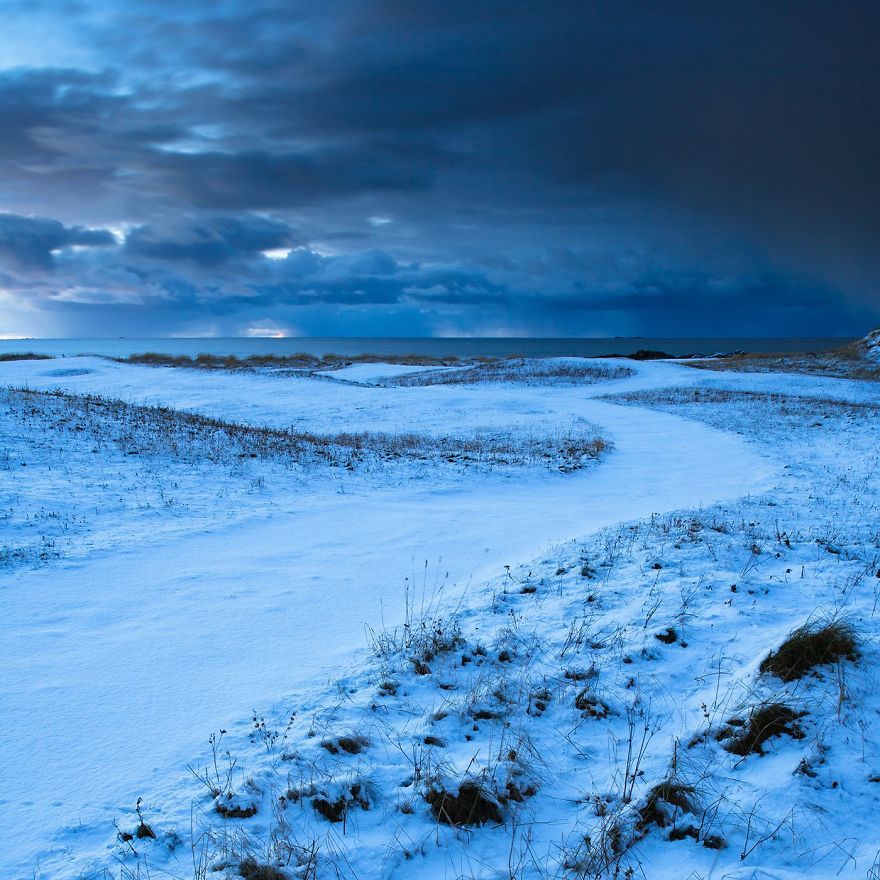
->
[0, 337, 854, 359]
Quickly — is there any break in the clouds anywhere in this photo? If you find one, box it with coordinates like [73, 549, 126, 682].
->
[0, 1, 877, 338]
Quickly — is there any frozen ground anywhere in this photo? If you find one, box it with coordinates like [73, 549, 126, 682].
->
[0, 353, 878, 879]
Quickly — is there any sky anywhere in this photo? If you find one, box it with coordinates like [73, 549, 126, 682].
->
[0, 1, 877, 339]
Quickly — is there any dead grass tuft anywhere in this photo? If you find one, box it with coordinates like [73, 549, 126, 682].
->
[239, 858, 288, 880]
[425, 780, 503, 826]
[760, 621, 858, 682]
[312, 782, 369, 823]
[574, 689, 612, 718]
[0, 352, 53, 361]
[654, 627, 678, 645]
[636, 780, 697, 831]
[216, 801, 258, 819]
[720, 703, 805, 756]
[321, 735, 369, 755]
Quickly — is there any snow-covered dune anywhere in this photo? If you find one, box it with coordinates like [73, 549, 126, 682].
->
[1, 355, 877, 879]
[862, 327, 880, 360]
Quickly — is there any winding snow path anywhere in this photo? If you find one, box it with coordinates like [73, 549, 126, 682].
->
[0, 360, 778, 876]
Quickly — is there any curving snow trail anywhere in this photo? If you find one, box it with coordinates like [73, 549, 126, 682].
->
[0, 359, 777, 877]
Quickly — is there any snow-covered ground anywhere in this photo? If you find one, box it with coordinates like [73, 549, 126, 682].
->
[1, 353, 878, 879]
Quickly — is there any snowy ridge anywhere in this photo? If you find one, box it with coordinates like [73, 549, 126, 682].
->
[862, 327, 880, 360]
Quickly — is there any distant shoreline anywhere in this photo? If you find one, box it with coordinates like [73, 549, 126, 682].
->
[0, 336, 854, 360]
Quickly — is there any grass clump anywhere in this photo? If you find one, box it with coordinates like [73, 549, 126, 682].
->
[720, 703, 804, 756]
[321, 735, 369, 755]
[425, 779, 503, 826]
[760, 621, 858, 682]
[0, 352, 53, 361]
[635, 780, 697, 831]
[312, 781, 370, 823]
[120, 351, 461, 371]
[239, 858, 288, 880]
[654, 627, 678, 645]
[390, 358, 633, 387]
[575, 689, 612, 718]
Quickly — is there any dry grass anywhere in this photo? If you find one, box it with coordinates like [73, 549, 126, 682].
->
[321, 735, 369, 756]
[238, 858, 289, 880]
[608, 386, 880, 419]
[0, 352, 53, 361]
[119, 351, 462, 370]
[635, 780, 697, 831]
[719, 703, 805, 756]
[683, 342, 880, 380]
[387, 358, 634, 386]
[3, 388, 608, 473]
[425, 779, 503, 826]
[760, 621, 858, 682]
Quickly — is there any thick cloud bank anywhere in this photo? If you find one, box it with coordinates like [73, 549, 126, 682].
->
[0, 2, 877, 337]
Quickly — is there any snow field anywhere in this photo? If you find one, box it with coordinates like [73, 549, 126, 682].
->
[1, 353, 878, 879]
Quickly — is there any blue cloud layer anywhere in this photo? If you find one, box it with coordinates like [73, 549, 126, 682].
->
[0, 2, 877, 336]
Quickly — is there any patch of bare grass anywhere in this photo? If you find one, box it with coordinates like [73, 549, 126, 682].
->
[3, 388, 608, 474]
[119, 351, 462, 371]
[424, 779, 503, 826]
[682, 342, 880, 380]
[719, 703, 805, 756]
[760, 621, 858, 682]
[388, 357, 634, 386]
[0, 352, 53, 361]
[239, 858, 289, 880]
[635, 780, 697, 831]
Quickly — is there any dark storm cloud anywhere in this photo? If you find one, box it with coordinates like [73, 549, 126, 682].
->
[0, 213, 115, 270]
[144, 145, 437, 210]
[0, 1, 877, 336]
[124, 215, 300, 265]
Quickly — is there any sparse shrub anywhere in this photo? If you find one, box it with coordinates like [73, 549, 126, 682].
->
[0, 352, 53, 361]
[425, 779, 503, 826]
[312, 781, 370, 823]
[215, 791, 259, 818]
[760, 621, 858, 681]
[575, 689, 612, 718]
[655, 627, 678, 644]
[239, 858, 288, 880]
[321, 735, 369, 755]
[635, 780, 697, 831]
[134, 797, 155, 839]
[720, 703, 804, 756]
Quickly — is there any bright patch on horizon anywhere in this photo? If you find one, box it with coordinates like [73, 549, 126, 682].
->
[244, 326, 287, 338]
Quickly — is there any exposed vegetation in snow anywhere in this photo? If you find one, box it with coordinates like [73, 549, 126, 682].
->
[684, 331, 880, 381]
[67, 385, 880, 880]
[3, 356, 879, 880]
[862, 328, 880, 361]
[0, 386, 607, 571]
[5, 388, 607, 476]
[383, 358, 634, 386]
[117, 351, 468, 371]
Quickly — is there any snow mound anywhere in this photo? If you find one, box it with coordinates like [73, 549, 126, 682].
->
[861, 327, 880, 360]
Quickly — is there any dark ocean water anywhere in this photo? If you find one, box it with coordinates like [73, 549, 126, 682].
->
[0, 336, 853, 359]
